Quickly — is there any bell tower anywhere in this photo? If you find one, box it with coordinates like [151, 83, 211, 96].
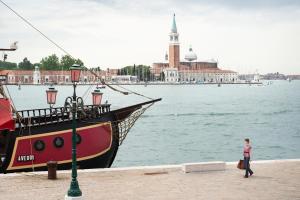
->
[169, 14, 180, 68]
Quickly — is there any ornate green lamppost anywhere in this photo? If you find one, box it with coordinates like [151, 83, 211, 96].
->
[65, 64, 83, 200]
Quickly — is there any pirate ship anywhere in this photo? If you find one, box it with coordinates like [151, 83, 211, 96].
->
[1, 92, 161, 174]
[0, 5, 161, 174]
[0, 61, 161, 174]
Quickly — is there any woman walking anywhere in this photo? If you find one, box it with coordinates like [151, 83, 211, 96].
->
[243, 138, 253, 178]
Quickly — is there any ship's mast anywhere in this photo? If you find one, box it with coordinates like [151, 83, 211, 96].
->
[0, 41, 18, 86]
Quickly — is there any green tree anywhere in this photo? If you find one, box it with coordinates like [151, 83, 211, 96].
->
[119, 64, 153, 81]
[40, 54, 60, 70]
[75, 59, 84, 66]
[60, 55, 84, 70]
[61, 55, 84, 69]
[135, 65, 150, 81]
[0, 61, 17, 70]
[159, 71, 165, 81]
[18, 57, 33, 70]
[60, 55, 74, 70]
[133, 64, 136, 76]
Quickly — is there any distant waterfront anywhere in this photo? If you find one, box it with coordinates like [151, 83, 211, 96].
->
[7, 80, 300, 167]
[5, 82, 263, 86]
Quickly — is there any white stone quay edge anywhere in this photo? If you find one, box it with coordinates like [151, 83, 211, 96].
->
[182, 161, 225, 173]
[226, 158, 300, 166]
[1, 158, 299, 177]
[77, 164, 181, 174]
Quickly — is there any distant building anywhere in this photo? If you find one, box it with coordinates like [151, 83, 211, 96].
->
[0, 74, 7, 84]
[261, 72, 286, 80]
[253, 73, 261, 83]
[238, 74, 256, 82]
[286, 75, 300, 80]
[152, 14, 238, 83]
[111, 75, 138, 83]
[0, 68, 118, 84]
[33, 66, 41, 84]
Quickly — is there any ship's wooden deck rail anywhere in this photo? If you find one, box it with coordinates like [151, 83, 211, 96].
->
[16, 104, 111, 128]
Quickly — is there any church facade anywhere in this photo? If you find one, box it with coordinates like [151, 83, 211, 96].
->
[152, 14, 238, 83]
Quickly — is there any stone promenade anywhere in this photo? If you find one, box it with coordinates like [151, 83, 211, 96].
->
[0, 159, 299, 200]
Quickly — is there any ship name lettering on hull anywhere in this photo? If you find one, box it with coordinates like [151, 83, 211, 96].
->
[17, 155, 35, 162]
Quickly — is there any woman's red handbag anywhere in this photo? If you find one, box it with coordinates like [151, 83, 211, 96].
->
[237, 159, 245, 169]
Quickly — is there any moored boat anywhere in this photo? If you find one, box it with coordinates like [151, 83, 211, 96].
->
[0, 86, 161, 173]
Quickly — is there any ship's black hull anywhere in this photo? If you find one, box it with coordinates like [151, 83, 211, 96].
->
[1, 112, 119, 173]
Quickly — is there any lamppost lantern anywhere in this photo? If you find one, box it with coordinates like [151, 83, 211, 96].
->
[46, 87, 57, 106]
[70, 64, 82, 83]
[92, 89, 103, 106]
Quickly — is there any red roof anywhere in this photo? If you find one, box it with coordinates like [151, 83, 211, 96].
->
[0, 69, 118, 76]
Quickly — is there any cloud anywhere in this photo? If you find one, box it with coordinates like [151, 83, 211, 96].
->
[81, 0, 300, 11]
[0, 0, 300, 74]
[185, 0, 300, 9]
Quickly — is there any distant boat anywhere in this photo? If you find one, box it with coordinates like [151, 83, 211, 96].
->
[96, 84, 106, 89]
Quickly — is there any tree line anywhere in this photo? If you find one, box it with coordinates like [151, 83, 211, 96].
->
[0, 55, 165, 81]
[117, 64, 154, 82]
[0, 54, 83, 70]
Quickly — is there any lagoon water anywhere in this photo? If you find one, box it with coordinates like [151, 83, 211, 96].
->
[6, 81, 300, 167]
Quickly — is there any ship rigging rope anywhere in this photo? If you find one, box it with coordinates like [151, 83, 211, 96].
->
[0, 0, 154, 100]
[81, 102, 155, 145]
[27, 117, 35, 172]
[0, 0, 72, 56]
[82, 84, 94, 101]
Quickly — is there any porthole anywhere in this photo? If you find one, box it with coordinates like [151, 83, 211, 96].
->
[34, 140, 45, 151]
[53, 137, 64, 148]
[76, 133, 82, 145]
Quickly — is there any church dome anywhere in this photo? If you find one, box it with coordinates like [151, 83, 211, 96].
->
[184, 46, 197, 62]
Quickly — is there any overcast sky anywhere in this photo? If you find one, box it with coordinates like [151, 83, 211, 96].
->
[1, 0, 300, 74]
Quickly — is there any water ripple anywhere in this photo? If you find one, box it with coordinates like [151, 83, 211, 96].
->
[263, 110, 292, 116]
[204, 122, 228, 127]
[141, 112, 249, 118]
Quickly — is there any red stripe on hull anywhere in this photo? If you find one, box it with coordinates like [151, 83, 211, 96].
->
[7, 122, 112, 171]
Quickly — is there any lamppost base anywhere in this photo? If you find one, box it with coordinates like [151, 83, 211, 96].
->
[65, 195, 83, 200]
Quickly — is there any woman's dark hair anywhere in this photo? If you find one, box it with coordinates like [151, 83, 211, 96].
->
[245, 138, 250, 143]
